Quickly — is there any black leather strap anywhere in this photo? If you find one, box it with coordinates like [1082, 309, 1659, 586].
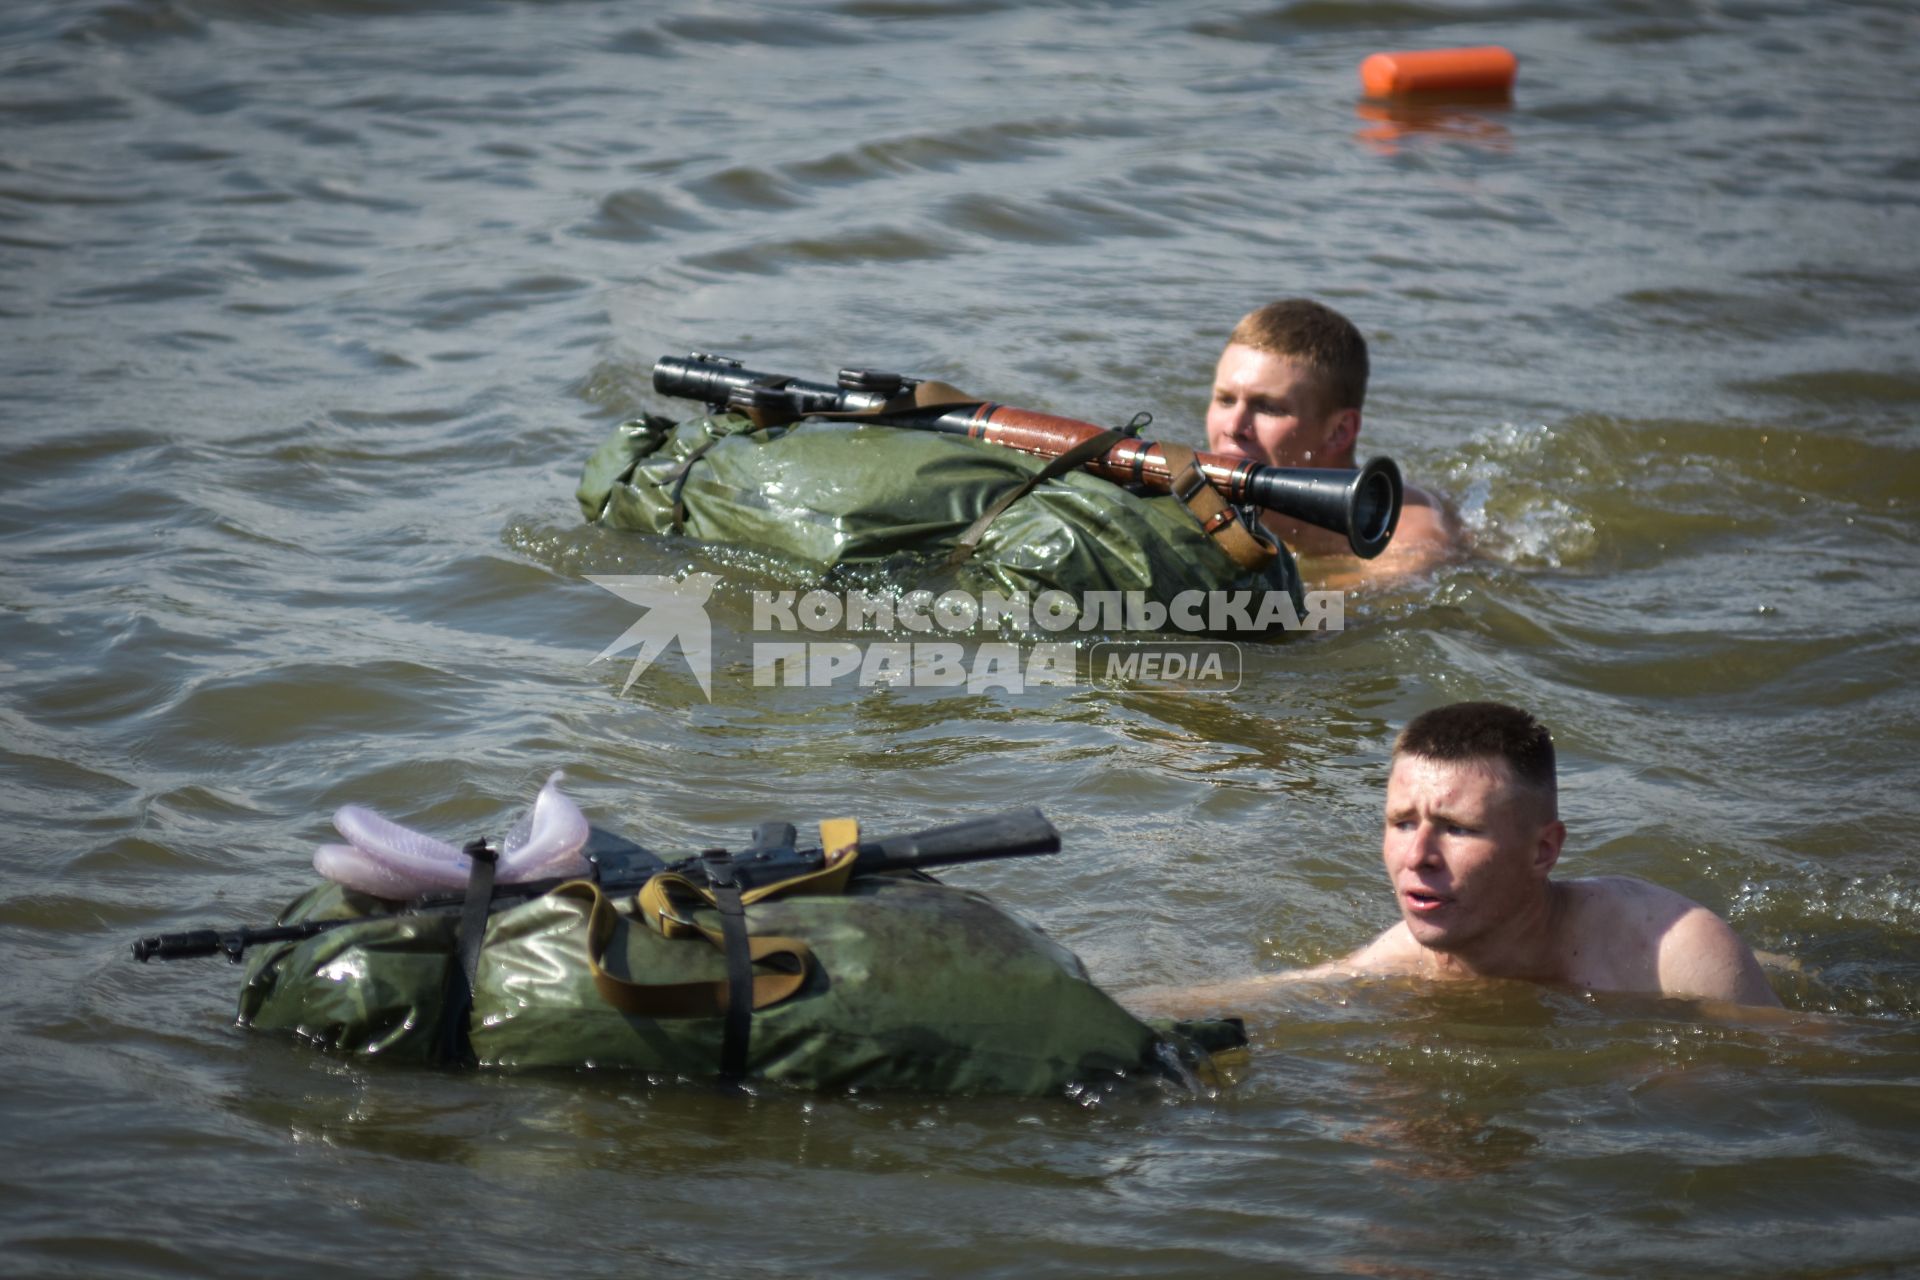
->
[442, 837, 498, 1064]
[945, 428, 1127, 566]
[701, 852, 755, 1082]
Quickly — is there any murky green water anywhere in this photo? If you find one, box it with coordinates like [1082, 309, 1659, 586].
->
[4, 0, 1917, 1275]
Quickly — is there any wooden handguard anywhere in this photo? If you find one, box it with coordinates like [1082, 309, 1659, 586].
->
[943, 403, 1266, 506]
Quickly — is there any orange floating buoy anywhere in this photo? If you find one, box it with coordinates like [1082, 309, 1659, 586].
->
[1359, 46, 1517, 100]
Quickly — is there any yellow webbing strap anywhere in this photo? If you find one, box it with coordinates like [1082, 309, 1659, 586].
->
[549, 879, 810, 1018]
[1156, 442, 1278, 572]
[559, 819, 864, 1021]
[636, 823, 860, 932]
[816, 816, 862, 870]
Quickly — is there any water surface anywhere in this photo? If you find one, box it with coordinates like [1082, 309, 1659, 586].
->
[3, 0, 1917, 1275]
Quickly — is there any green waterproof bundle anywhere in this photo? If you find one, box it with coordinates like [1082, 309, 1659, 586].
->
[576, 413, 1302, 612]
[238, 873, 1237, 1095]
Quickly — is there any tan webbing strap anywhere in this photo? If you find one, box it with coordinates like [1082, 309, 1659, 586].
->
[563, 822, 864, 1020]
[1156, 442, 1277, 572]
[635, 832, 860, 943]
[817, 817, 861, 868]
[944, 428, 1127, 567]
[552, 879, 811, 1019]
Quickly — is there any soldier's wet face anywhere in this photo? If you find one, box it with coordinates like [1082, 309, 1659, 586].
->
[1380, 754, 1558, 954]
[1205, 343, 1356, 470]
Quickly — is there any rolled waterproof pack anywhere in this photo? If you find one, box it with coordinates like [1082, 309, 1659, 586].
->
[576, 412, 1303, 619]
[235, 870, 1241, 1094]
[127, 796, 1242, 1092]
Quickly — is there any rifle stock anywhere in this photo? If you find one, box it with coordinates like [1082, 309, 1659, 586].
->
[652, 352, 1403, 559]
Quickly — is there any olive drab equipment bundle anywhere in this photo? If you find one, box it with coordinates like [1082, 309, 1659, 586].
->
[577, 354, 1405, 618]
[133, 810, 1245, 1094]
[652, 354, 1405, 560]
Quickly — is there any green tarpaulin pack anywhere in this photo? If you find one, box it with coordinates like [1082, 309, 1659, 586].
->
[576, 412, 1303, 613]
[234, 851, 1240, 1095]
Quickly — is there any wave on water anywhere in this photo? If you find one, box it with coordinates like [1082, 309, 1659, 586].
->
[1436, 409, 1919, 572]
[1731, 873, 1920, 1018]
[1189, 0, 1566, 41]
[1441, 420, 1601, 569]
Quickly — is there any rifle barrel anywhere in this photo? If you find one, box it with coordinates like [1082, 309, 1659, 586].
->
[853, 807, 1060, 873]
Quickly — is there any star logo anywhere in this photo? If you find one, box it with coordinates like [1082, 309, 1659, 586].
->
[588, 573, 719, 698]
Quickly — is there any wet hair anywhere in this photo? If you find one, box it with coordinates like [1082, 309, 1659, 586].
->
[1394, 702, 1558, 818]
[1227, 298, 1369, 415]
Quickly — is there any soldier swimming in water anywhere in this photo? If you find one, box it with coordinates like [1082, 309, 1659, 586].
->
[1136, 701, 1782, 1011]
[1205, 298, 1460, 585]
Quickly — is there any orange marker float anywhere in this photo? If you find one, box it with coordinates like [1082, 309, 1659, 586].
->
[1360, 46, 1517, 100]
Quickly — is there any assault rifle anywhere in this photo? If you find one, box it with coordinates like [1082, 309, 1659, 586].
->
[653, 352, 1404, 559]
[131, 808, 1060, 964]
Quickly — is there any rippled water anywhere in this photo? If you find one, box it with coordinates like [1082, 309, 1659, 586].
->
[4, 0, 1918, 1275]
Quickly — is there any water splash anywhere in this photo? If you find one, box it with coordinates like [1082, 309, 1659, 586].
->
[1442, 420, 1600, 569]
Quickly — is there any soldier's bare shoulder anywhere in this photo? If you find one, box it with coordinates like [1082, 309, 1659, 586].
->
[1338, 921, 1427, 973]
[1555, 876, 1782, 1006]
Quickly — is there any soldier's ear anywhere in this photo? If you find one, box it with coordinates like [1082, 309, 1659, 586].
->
[1325, 407, 1361, 459]
[1534, 820, 1565, 876]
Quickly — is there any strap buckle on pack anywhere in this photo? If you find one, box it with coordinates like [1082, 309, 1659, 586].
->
[558, 819, 864, 1082]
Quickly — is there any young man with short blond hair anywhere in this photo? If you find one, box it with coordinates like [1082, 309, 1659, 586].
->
[1206, 298, 1458, 581]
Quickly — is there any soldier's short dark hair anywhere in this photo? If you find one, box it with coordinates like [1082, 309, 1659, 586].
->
[1394, 702, 1557, 817]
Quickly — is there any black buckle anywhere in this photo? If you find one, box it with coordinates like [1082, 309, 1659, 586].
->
[698, 847, 739, 891]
